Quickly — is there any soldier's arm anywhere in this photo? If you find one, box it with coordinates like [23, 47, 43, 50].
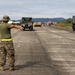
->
[9, 25, 23, 30]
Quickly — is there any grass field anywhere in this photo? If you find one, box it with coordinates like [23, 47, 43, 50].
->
[54, 23, 72, 30]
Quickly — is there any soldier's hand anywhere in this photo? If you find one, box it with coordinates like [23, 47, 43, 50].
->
[19, 26, 23, 31]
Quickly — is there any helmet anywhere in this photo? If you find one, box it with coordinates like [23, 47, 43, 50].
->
[2, 15, 10, 21]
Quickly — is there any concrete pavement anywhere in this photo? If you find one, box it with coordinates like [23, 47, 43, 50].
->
[1, 26, 75, 75]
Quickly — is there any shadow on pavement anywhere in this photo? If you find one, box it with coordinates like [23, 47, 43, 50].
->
[16, 61, 40, 70]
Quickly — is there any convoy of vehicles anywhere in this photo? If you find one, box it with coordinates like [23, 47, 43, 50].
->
[5, 16, 75, 31]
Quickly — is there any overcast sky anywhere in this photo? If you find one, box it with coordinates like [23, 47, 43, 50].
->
[0, 0, 75, 20]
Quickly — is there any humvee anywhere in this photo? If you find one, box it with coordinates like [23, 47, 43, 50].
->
[72, 16, 75, 31]
[21, 17, 33, 30]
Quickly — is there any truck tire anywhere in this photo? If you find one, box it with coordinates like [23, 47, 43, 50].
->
[23, 27, 25, 31]
[30, 26, 33, 31]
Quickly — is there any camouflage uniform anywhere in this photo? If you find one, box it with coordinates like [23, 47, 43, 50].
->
[0, 41, 15, 67]
[0, 15, 15, 70]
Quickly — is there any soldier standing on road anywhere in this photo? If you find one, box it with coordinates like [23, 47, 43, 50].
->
[0, 15, 23, 71]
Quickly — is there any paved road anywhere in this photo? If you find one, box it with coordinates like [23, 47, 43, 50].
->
[1, 26, 75, 75]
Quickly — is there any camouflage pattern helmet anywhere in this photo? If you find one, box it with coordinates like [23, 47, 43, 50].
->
[2, 15, 10, 21]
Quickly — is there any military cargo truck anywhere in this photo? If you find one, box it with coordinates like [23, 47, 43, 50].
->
[21, 17, 33, 30]
[72, 16, 75, 31]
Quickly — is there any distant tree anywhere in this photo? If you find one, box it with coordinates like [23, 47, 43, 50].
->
[61, 19, 72, 24]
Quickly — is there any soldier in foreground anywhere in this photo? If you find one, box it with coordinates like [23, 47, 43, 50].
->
[0, 15, 23, 71]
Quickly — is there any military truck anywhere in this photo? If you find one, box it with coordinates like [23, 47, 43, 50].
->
[33, 22, 42, 27]
[72, 16, 75, 31]
[21, 17, 33, 30]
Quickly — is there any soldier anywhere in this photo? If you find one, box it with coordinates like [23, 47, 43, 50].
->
[0, 15, 23, 71]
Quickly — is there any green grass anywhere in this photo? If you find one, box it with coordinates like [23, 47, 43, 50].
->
[54, 23, 72, 29]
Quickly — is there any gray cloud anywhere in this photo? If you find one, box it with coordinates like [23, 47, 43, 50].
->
[0, 0, 75, 19]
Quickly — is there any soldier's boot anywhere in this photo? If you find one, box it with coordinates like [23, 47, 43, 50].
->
[10, 67, 15, 71]
[0, 66, 4, 71]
